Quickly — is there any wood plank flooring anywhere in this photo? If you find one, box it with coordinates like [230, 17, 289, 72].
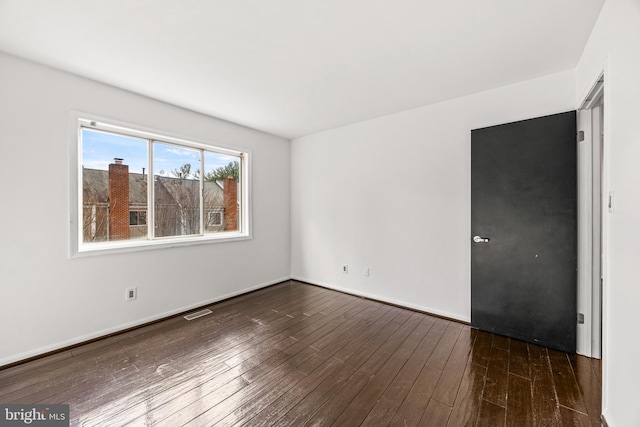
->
[0, 281, 602, 426]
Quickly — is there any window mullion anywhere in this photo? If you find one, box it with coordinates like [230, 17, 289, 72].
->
[199, 149, 204, 236]
[147, 140, 155, 240]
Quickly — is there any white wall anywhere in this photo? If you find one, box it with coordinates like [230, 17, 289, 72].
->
[0, 52, 291, 366]
[576, 1, 640, 425]
[291, 70, 576, 322]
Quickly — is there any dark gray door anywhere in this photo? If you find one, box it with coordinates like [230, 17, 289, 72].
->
[471, 111, 577, 353]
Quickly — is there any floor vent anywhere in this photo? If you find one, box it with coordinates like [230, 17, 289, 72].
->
[184, 309, 213, 321]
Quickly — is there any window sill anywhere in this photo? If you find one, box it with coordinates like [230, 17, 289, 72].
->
[72, 232, 251, 258]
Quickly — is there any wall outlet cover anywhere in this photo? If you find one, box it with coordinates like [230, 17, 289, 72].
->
[126, 287, 137, 301]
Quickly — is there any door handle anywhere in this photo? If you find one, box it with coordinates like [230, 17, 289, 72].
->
[473, 236, 490, 243]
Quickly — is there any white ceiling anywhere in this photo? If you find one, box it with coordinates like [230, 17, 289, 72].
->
[0, 0, 604, 139]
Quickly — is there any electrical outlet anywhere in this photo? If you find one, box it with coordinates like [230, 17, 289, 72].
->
[126, 287, 137, 301]
[364, 267, 370, 277]
[342, 264, 349, 274]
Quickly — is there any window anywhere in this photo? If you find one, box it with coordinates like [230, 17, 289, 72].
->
[76, 118, 249, 253]
[129, 211, 147, 226]
[207, 211, 223, 226]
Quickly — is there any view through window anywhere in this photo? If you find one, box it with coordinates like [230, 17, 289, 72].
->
[80, 121, 245, 250]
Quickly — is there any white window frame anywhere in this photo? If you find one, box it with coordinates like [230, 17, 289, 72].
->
[70, 113, 251, 257]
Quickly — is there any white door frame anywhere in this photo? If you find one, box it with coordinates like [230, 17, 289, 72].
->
[576, 72, 604, 358]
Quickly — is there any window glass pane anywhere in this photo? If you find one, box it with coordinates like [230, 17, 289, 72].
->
[153, 143, 201, 237]
[81, 128, 148, 242]
[203, 151, 241, 233]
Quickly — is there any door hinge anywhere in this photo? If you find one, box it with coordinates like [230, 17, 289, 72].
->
[577, 313, 585, 324]
[577, 131, 585, 142]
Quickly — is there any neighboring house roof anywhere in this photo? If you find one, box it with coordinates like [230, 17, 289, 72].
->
[155, 175, 223, 209]
[83, 168, 147, 205]
[82, 168, 224, 208]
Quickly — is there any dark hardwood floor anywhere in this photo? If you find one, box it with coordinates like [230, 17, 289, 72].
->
[0, 281, 602, 426]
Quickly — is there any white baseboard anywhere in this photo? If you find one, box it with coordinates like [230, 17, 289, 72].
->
[291, 275, 469, 323]
[0, 276, 291, 368]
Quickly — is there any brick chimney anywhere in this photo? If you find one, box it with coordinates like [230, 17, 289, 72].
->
[109, 158, 130, 240]
[223, 176, 238, 231]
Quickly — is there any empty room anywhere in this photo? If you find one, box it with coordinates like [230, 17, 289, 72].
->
[0, 1, 639, 426]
